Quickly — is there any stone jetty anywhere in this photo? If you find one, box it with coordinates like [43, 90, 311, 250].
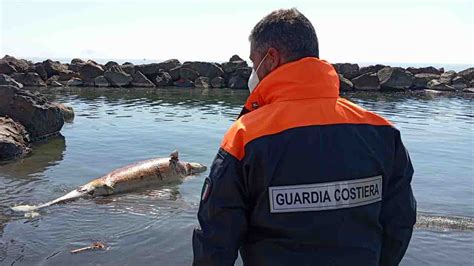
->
[0, 54, 473, 93]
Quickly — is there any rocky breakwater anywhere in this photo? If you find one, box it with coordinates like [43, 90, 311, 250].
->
[0, 55, 252, 90]
[1, 54, 472, 93]
[0, 82, 72, 161]
[334, 63, 474, 93]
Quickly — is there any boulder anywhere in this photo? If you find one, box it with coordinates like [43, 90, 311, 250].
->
[406, 66, 443, 75]
[58, 70, 79, 81]
[71, 58, 85, 65]
[234, 67, 252, 80]
[43, 59, 68, 78]
[377, 67, 414, 90]
[333, 63, 360, 79]
[182, 61, 224, 79]
[53, 103, 75, 122]
[0, 116, 31, 160]
[210, 76, 226, 88]
[352, 73, 380, 90]
[451, 76, 467, 90]
[0, 55, 31, 73]
[46, 75, 63, 87]
[94, 76, 110, 87]
[221, 60, 248, 74]
[104, 65, 132, 87]
[173, 78, 194, 88]
[121, 64, 135, 75]
[229, 55, 244, 62]
[427, 80, 455, 91]
[439, 71, 456, 84]
[155, 71, 173, 87]
[0, 74, 23, 89]
[169, 66, 181, 81]
[194, 77, 210, 88]
[10, 72, 47, 87]
[180, 67, 199, 81]
[67, 77, 83, 87]
[131, 71, 155, 87]
[458, 67, 474, 81]
[463, 87, 474, 93]
[30, 63, 48, 81]
[0, 85, 64, 140]
[469, 80, 474, 87]
[338, 74, 354, 91]
[358, 64, 386, 76]
[228, 75, 248, 90]
[413, 73, 440, 89]
[104, 61, 119, 70]
[136, 59, 181, 80]
[78, 62, 104, 81]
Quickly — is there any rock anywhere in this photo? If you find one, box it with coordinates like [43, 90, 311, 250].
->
[78, 62, 104, 81]
[463, 87, 474, 93]
[229, 55, 244, 62]
[94, 76, 110, 87]
[358, 64, 386, 76]
[58, 70, 79, 81]
[439, 71, 456, 84]
[121, 64, 135, 75]
[180, 67, 199, 81]
[333, 63, 360, 79]
[458, 67, 474, 81]
[210, 76, 226, 88]
[0, 85, 64, 140]
[406, 66, 443, 75]
[413, 73, 440, 89]
[352, 73, 380, 90]
[155, 72, 172, 87]
[10, 72, 47, 87]
[221, 60, 248, 74]
[194, 77, 210, 88]
[49, 80, 64, 87]
[182, 61, 224, 79]
[0, 55, 31, 73]
[169, 66, 181, 81]
[104, 61, 119, 70]
[427, 80, 455, 91]
[131, 71, 155, 87]
[338, 74, 353, 91]
[135, 59, 181, 80]
[53, 103, 74, 122]
[104, 65, 132, 87]
[43, 59, 68, 78]
[173, 78, 194, 88]
[30, 63, 48, 81]
[123, 62, 133, 65]
[228, 75, 248, 90]
[46, 75, 62, 86]
[451, 76, 467, 90]
[234, 67, 252, 80]
[0, 116, 31, 160]
[67, 78, 83, 87]
[377, 67, 414, 90]
[469, 80, 474, 87]
[71, 58, 85, 65]
[0, 74, 23, 89]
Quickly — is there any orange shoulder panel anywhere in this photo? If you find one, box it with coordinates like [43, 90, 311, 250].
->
[221, 98, 393, 160]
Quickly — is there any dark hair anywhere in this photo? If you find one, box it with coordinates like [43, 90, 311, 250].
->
[249, 8, 319, 61]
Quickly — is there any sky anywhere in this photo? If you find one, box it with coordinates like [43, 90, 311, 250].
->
[0, 0, 473, 64]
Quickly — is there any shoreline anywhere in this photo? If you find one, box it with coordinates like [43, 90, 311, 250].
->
[1, 55, 473, 93]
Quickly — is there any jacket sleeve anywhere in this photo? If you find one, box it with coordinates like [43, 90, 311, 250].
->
[192, 148, 248, 266]
[379, 131, 417, 266]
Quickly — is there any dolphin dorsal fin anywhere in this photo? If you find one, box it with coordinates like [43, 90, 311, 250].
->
[170, 150, 179, 161]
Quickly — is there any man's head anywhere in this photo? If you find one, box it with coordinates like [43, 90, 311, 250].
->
[249, 8, 319, 81]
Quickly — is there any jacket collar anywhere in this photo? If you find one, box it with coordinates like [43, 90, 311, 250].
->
[243, 57, 339, 112]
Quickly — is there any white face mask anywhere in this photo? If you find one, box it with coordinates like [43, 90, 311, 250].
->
[248, 52, 269, 93]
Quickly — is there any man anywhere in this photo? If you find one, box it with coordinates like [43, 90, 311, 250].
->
[193, 8, 416, 266]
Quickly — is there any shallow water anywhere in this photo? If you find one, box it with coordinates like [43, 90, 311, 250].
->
[0, 87, 473, 265]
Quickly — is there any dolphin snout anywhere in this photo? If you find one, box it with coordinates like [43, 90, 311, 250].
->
[188, 162, 207, 175]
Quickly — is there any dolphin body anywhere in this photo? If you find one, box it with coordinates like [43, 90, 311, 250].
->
[11, 151, 206, 212]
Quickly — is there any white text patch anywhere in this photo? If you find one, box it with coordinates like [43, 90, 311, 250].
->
[269, 176, 382, 213]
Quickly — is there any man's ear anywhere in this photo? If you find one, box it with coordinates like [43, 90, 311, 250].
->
[267, 47, 281, 71]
